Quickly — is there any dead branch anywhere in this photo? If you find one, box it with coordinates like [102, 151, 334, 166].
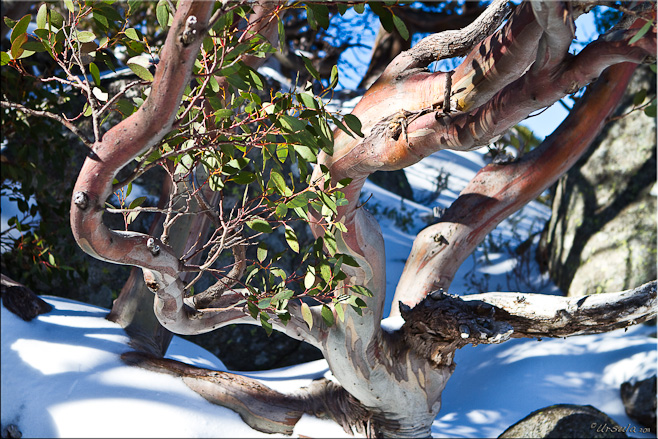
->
[400, 281, 656, 366]
[1, 274, 52, 321]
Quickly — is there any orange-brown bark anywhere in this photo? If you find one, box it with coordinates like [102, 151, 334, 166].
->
[393, 61, 640, 312]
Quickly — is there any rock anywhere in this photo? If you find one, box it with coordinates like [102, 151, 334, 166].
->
[538, 66, 657, 296]
[499, 404, 629, 438]
[620, 375, 657, 433]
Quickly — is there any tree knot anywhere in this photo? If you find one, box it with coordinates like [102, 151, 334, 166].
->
[180, 15, 199, 46]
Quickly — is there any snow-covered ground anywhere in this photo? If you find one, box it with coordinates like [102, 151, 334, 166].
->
[2, 147, 656, 438]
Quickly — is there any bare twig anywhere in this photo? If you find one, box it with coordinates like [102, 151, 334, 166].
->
[99, 80, 148, 115]
[1, 100, 94, 150]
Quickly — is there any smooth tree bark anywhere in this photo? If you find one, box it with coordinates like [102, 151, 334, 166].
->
[62, 1, 657, 437]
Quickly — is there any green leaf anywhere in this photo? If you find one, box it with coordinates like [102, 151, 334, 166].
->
[258, 297, 271, 309]
[257, 242, 268, 263]
[304, 269, 315, 289]
[301, 302, 313, 329]
[633, 89, 647, 106]
[294, 144, 317, 162]
[22, 41, 46, 52]
[64, 0, 75, 13]
[331, 115, 355, 139]
[247, 218, 273, 234]
[343, 114, 364, 137]
[37, 4, 48, 29]
[247, 300, 259, 318]
[371, 3, 394, 33]
[284, 225, 299, 253]
[0, 52, 10, 66]
[319, 262, 331, 283]
[10, 15, 31, 44]
[224, 157, 250, 174]
[83, 102, 93, 117]
[335, 302, 345, 322]
[127, 56, 154, 81]
[156, 0, 169, 28]
[214, 108, 233, 121]
[232, 171, 255, 184]
[89, 62, 101, 87]
[260, 312, 273, 336]
[323, 231, 337, 256]
[115, 99, 135, 116]
[354, 3, 365, 14]
[351, 285, 373, 297]
[277, 19, 285, 50]
[392, 14, 409, 40]
[270, 169, 292, 196]
[275, 203, 289, 218]
[10, 33, 27, 59]
[340, 254, 360, 267]
[321, 304, 334, 327]
[628, 21, 652, 45]
[645, 103, 657, 118]
[93, 9, 109, 29]
[3, 17, 17, 30]
[75, 31, 96, 43]
[128, 196, 146, 209]
[329, 65, 339, 89]
[307, 4, 330, 30]
[125, 28, 139, 41]
[301, 55, 321, 81]
[287, 192, 314, 208]
[298, 92, 319, 110]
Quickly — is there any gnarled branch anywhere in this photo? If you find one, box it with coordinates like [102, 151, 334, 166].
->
[400, 281, 657, 365]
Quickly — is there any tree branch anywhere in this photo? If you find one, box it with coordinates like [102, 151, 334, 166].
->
[399, 281, 657, 366]
[392, 60, 640, 314]
[382, 0, 511, 80]
[463, 280, 658, 338]
[1, 100, 94, 150]
[121, 351, 373, 436]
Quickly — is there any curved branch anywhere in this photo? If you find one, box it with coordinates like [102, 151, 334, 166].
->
[121, 351, 372, 436]
[392, 60, 640, 314]
[382, 0, 511, 79]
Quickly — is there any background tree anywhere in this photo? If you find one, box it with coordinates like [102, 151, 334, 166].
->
[1, 1, 656, 437]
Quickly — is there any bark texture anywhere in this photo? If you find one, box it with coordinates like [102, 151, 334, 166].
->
[63, 1, 657, 437]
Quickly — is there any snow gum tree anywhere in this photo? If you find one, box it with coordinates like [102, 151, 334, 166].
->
[1, 1, 656, 437]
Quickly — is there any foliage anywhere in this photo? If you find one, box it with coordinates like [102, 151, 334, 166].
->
[0, 1, 399, 330]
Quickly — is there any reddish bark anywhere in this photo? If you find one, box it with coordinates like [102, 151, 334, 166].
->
[394, 62, 641, 312]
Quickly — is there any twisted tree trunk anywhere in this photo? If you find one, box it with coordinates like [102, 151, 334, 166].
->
[66, 0, 657, 437]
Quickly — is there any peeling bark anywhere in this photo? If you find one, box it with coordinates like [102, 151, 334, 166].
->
[393, 59, 649, 314]
[62, 1, 658, 437]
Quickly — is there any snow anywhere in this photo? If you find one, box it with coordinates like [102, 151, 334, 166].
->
[2, 148, 656, 438]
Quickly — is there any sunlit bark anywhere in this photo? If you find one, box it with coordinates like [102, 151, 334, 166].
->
[63, 0, 657, 437]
